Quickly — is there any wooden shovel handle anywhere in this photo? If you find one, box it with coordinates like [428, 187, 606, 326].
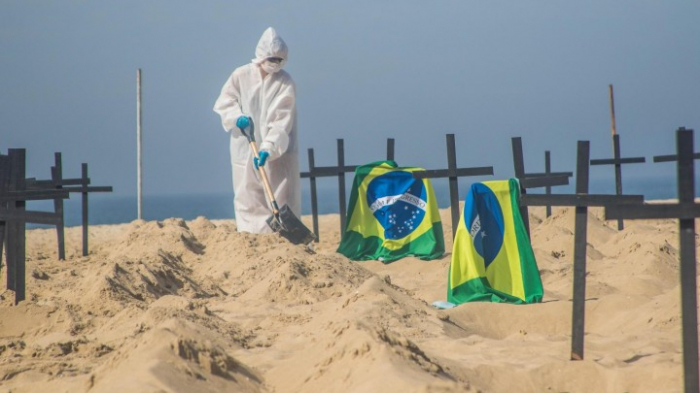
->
[248, 141, 280, 216]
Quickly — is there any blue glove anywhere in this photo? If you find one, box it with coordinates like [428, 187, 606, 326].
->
[254, 150, 269, 169]
[236, 115, 251, 130]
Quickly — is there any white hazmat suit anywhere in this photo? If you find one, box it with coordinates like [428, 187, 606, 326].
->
[213, 27, 301, 233]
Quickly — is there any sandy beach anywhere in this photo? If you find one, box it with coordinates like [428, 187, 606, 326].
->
[0, 205, 690, 392]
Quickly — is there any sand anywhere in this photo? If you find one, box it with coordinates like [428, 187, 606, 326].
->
[0, 206, 691, 392]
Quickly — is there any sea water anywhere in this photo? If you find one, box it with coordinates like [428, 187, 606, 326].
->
[25, 174, 685, 228]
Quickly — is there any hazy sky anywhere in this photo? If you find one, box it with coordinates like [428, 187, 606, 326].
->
[2, 1, 699, 198]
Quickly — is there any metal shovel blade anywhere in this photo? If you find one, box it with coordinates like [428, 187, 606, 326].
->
[266, 204, 316, 245]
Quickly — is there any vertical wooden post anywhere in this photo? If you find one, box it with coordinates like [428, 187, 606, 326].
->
[446, 134, 460, 238]
[511, 137, 531, 236]
[675, 130, 699, 393]
[52, 153, 66, 260]
[386, 138, 395, 161]
[337, 139, 347, 233]
[545, 151, 552, 218]
[0, 155, 8, 285]
[137, 68, 143, 220]
[612, 135, 624, 230]
[307, 148, 319, 242]
[6, 152, 19, 292]
[609, 84, 622, 230]
[7, 149, 26, 304]
[81, 163, 89, 256]
[571, 141, 590, 360]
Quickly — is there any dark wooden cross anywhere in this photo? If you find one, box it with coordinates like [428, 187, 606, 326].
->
[589, 134, 646, 230]
[519, 140, 644, 361]
[26, 153, 113, 257]
[0, 149, 68, 305]
[412, 134, 493, 239]
[301, 138, 395, 241]
[67, 163, 113, 256]
[606, 127, 699, 393]
[511, 137, 572, 236]
[25, 153, 67, 259]
[542, 150, 573, 218]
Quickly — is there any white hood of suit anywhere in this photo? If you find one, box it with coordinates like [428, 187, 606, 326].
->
[251, 27, 288, 69]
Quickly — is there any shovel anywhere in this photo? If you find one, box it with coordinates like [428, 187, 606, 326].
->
[238, 121, 316, 245]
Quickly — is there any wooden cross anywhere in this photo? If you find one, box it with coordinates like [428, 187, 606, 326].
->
[541, 150, 573, 218]
[26, 153, 113, 257]
[511, 137, 573, 236]
[519, 141, 644, 361]
[543, 151, 565, 217]
[590, 134, 646, 230]
[606, 127, 699, 393]
[25, 153, 67, 259]
[0, 149, 68, 305]
[412, 134, 493, 239]
[301, 138, 394, 241]
[68, 163, 113, 256]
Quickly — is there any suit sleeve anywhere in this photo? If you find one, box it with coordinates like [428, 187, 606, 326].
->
[213, 70, 244, 133]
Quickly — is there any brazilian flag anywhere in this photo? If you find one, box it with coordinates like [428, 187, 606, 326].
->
[448, 179, 543, 304]
[337, 161, 445, 263]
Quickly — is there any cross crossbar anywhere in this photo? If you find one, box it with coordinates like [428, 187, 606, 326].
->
[590, 157, 645, 165]
[301, 165, 357, 178]
[63, 186, 113, 193]
[519, 175, 570, 189]
[520, 171, 574, 178]
[606, 204, 700, 220]
[653, 152, 700, 163]
[0, 189, 69, 202]
[521, 193, 643, 207]
[27, 178, 91, 187]
[0, 208, 64, 225]
[411, 167, 493, 179]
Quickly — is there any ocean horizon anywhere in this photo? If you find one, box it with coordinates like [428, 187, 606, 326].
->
[25, 174, 685, 228]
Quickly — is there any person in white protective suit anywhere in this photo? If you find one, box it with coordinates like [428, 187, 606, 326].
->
[213, 27, 301, 233]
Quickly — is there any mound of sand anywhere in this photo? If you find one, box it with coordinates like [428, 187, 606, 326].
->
[0, 206, 691, 392]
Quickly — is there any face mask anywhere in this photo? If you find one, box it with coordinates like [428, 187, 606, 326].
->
[261, 60, 282, 74]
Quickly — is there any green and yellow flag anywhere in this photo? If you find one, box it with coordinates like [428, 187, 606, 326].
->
[337, 161, 444, 263]
[448, 179, 543, 304]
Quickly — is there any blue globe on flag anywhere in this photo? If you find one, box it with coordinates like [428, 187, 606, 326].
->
[464, 183, 505, 268]
[366, 171, 427, 240]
